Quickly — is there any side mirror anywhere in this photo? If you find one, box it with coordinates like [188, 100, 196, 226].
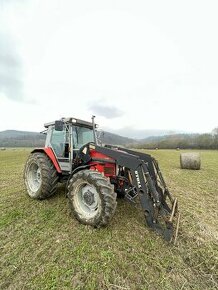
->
[54, 120, 64, 131]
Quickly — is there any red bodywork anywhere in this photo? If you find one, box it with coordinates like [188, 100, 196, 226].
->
[32, 148, 116, 177]
[89, 150, 116, 177]
[31, 147, 62, 173]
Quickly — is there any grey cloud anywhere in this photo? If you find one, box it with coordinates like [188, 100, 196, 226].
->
[0, 32, 23, 100]
[89, 103, 123, 119]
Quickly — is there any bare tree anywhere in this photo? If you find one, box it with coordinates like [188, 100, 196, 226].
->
[212, 127, 218, 135]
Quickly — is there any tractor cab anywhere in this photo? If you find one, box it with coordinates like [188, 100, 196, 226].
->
[44, 117, 97, 172]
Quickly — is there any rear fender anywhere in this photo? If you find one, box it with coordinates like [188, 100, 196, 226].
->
[31, 147, 62, 173]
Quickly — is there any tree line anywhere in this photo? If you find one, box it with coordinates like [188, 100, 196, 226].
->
[0, 135, 45, 147]
[1, 128, 218, 149]
[133, 129, 218, 150]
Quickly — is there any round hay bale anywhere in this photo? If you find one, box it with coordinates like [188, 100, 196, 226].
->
[180, 152, 201, 170]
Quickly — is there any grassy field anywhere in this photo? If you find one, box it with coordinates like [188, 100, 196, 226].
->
[0, 149, 217, 290]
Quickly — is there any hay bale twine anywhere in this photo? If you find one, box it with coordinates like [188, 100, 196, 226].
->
[180, 152, 201, 170]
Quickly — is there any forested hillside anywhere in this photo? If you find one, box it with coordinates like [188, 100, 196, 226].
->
[1, 129, 217, 149]
[0, 130, 134, 147]
[134, 132, 218, 149]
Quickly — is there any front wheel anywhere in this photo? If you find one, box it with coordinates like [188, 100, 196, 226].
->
[68, 170, 117, 227]
[24, 152, 59, 199]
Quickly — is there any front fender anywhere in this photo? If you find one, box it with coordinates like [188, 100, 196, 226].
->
[31, 147, 62, 173]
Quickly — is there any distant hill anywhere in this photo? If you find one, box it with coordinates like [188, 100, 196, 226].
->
[0, 130, 45, 147]
[106, 127, 182, 139]
[3, 129, 214, 149]
[134, 133, 218, 150]
[0, 130, 135, 147]
[0, 130, 36, 138]
[100, 131, 135, 146]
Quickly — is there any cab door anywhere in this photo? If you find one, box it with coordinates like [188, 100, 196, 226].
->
[49, 125, 71, 172]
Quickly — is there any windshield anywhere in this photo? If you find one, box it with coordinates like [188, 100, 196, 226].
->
[72, 126, 94, 149]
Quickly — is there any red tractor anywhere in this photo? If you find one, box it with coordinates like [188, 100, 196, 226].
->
[24, 116, 179, 241]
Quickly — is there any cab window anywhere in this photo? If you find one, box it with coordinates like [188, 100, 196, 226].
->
[72, 126, 94, 149]
[50, 128, 66, 157]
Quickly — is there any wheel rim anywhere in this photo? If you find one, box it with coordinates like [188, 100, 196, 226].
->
[27, 162, 42, 193]
[74, 182, 101, 219]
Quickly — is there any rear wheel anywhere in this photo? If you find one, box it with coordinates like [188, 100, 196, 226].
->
[24, 152, 59, 199]
[68, 170, 117, 227]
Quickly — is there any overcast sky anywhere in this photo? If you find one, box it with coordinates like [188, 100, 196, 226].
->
[0, 0, 217, 137]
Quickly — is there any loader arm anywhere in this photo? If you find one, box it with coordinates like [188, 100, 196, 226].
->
[83, 143, 179, 242]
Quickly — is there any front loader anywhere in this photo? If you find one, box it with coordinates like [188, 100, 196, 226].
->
[24, 116, 179, 242]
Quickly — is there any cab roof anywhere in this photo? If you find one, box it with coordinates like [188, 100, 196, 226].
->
[44, 117, 96, 129]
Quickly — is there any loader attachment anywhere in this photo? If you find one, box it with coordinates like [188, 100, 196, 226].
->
[129, 159, 179, 242]
[91, 145, 180, 242]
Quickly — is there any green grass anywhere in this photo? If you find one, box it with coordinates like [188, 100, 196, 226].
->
[0, 149, 217, 289]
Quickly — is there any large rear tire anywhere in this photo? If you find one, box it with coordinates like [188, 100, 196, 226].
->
[24, 152, 59, 199]
[68, 170, 117, 227]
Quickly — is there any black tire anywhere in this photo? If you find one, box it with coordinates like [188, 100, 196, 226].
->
[24, 152, 59, 199]
[68, 169, 117, 227]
